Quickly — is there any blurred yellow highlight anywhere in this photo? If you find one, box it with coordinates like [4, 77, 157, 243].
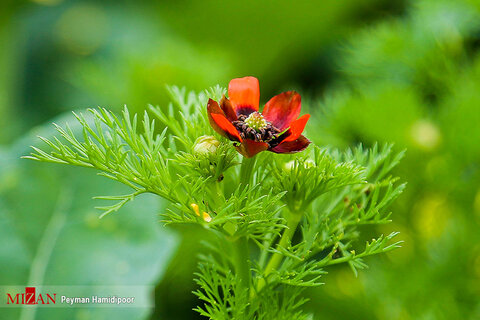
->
[55, 4, 108, 55]
[335, 268, 362, 297]
[325, 267, 363, 299]
[382, 224, 414, 264]
[413, 194, 450, 239]
[410, 120, 441, 151]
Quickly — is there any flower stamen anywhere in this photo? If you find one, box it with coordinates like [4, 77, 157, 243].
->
[244, 112, 268, 130]
[232, 113, 281, 143]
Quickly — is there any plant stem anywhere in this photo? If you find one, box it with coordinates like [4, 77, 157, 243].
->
[215, 180, 222, 195]
[232, 156, 256, 295]
[255, 213, 302, 293]
[232, 236, 251, 293]
[20, 187, 70, 320]
[239, 156, 256, 188]
[212, 180, 223, 206]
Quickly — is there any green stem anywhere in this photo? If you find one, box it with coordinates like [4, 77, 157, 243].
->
[232, 236, 251, 292]
[231, 156, 257, 296]
[239, 156, 256, 188]
[212, 180, 223, 207]
[255, 213, 302, 293]
[258, 233, 274, 269]
[20, 187, 70, 320]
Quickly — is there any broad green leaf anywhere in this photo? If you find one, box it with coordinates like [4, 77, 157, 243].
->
[0, 113, 178, 320]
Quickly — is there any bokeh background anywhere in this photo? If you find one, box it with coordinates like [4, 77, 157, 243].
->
[1, 0, 480, 319]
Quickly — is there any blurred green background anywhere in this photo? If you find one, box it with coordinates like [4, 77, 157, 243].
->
[1, 0, 479, 319]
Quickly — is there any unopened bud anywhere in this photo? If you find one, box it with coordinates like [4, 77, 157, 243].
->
[193, 135, 220, 155]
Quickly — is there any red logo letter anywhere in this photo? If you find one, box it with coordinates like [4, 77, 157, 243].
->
[6, 294, 20, 304]
[25, 287, 36, 305]
[46, 293, 56, 304]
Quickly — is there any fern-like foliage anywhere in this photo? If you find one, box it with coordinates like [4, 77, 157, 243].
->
[25, 86, 404, 319]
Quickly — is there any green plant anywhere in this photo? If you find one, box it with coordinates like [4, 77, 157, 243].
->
[25, 84, 404, 319]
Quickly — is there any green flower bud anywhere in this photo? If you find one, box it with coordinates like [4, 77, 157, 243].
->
[193, 135, 220, 155]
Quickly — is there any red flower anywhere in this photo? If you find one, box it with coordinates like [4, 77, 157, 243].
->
[207, 76, 311, 158]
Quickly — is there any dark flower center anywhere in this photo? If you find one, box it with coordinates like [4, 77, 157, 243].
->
[232, 112, 281, 142]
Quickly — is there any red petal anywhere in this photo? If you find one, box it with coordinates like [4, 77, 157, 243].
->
[219, 96, 237, 121]
[228, 76, 260, 115]
[269, 135, 311, 154]
[282, 114, 310, 142]
[236, 139, 269, 158]
[207, 98, 224, 116]
[263, 91, 301, 131]
[207, 98, 227, 137]
[209, 113, 242, 142]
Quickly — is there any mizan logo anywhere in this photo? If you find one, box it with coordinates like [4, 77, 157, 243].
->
[6, 287, 56, 305]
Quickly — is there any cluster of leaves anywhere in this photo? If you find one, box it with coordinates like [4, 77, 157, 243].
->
[195, 258, 311, 320]
[308, 1, 480, 318]
[267, 147, 367, 212]
[25, 87, 404, 319]
[26, 86, 227, 219]
[191, 144, 404, 319]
